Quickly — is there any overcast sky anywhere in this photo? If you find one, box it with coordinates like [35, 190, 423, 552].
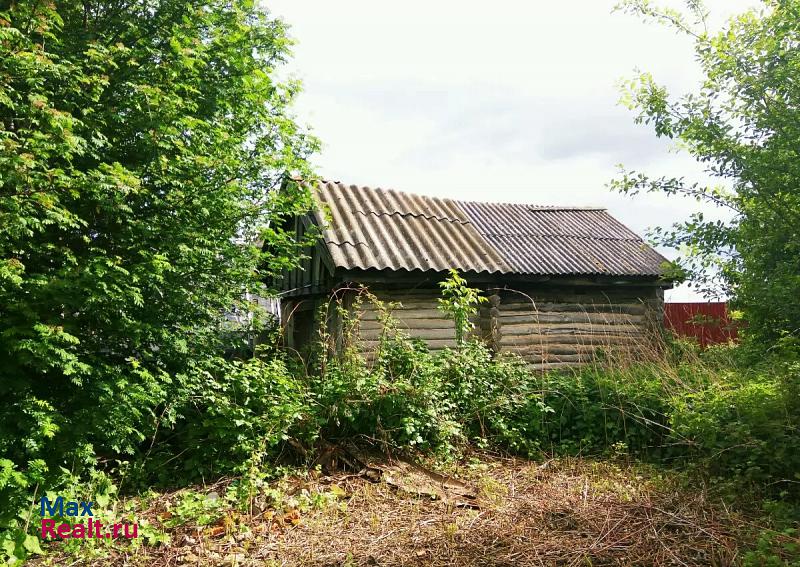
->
[266, 0, 760, 301]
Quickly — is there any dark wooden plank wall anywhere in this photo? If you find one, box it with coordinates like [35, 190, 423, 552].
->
[277, 216, 330, 298]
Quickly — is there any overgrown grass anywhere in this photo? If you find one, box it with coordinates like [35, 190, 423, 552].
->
[302, 288, 799, 496]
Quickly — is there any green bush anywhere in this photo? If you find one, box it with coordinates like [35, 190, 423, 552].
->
[307, 285, 551, 456]
[669, 363, 799, 487]
[310, 332, 461, 454]
[434, 345, 544, 454]
[515, 365, 672, 457]
[167, 357, 309, 481]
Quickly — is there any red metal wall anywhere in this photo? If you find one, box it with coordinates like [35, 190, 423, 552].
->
[664, 302, 738, 347]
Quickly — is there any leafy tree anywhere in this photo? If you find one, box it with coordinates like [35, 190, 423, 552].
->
[612, 0, 800, 347]
[0, 0, 315, 486]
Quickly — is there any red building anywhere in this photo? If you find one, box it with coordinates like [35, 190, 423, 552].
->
[664, 302, 738, 347]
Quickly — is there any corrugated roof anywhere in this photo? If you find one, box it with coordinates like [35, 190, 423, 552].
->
[312, 180, 667, 277]
[314, 182, 511, 274]
[459, 201, 667, 276]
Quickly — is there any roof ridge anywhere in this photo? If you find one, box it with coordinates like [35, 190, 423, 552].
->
[458, 199, 606, 211]
[315, 179, 604, 211]
[320, 179, 460, 207]
[487, 233, 645, 242]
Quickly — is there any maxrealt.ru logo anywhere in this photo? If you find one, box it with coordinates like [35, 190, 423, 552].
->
[39, 496, 138, 540]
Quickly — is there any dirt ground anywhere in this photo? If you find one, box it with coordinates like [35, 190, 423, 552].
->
[35, 456, 761, 566]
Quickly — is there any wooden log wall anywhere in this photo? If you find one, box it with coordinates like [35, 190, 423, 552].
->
[285, 284, 664, 370]
[352, 289, 459, 357]
[486, 287, 663, 370]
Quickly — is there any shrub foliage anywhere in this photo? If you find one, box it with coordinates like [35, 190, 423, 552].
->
[612, 0, 800, 348]
[0, 0, 315, 559]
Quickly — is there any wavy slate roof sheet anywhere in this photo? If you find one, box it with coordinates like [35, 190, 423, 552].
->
[312, 181, 667, 277]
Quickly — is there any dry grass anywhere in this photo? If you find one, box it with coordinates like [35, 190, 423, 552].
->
[272, 457, 741, 567]
[36, 455, 754, 567]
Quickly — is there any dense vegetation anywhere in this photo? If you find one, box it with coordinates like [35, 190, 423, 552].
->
[6, 275, 799, 562]
[0, 0, 799, 564]
[0, 0, 315, 559]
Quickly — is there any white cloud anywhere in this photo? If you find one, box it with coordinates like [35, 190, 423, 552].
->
[265, 0, 759, 301]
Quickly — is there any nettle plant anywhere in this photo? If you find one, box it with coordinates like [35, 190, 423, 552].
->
[437, 269, 488, 346]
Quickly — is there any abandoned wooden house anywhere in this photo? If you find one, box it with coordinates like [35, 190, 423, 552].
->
[276, 180, 671, 369]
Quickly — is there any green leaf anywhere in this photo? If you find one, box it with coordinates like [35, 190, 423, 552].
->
[23, 534, 43, 555]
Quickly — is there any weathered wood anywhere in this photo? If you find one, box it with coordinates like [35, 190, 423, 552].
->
[376, 288, 440, 296]
[498, 334, 641, 347]
[500, 339, 641, 352]
[493, 287, 648, 298]
[360, 338, 458, 350]
[359, 308, 450, 321]
[525, 361, 584, 371]
[503, 343, 602, 355]
[358, 318, 455, 331]
[486, 298, 501, 352]
[496, 312, 644, 325]
[496, 301, 648, 316]
[303, 283, 666, 367]
[498, 322, 645, 336]
[369, 290, 442, 302]
[360, 300, 444, 311]
[516, 352, 593, 363]
[359, 327, 457, 341]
